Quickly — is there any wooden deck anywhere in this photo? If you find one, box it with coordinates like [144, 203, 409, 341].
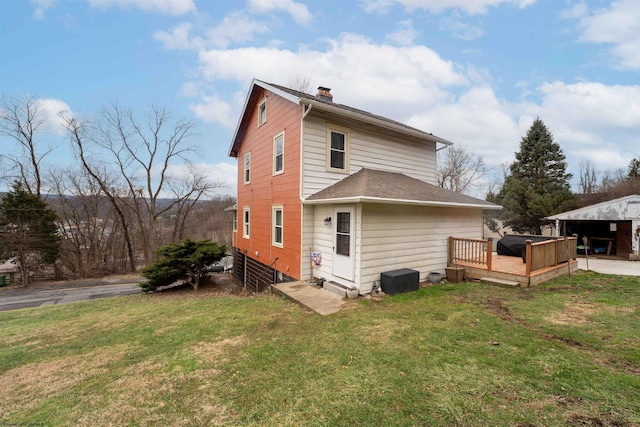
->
[448, 235, 579, 287]
[453, 254, 578, 287]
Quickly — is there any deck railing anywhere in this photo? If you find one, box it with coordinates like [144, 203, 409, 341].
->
[448, 235, 577, 276]
[525, 235, 577, 275]
[448, 237, 493, 270]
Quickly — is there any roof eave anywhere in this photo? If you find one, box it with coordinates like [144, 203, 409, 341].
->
[304, 196, 501, 209]
[228, 79, 303, 157]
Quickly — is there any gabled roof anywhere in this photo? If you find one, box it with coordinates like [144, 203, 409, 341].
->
[305, 168, 501, 209]
[547, 194, 640, 221]
[229, 78, 454, 157]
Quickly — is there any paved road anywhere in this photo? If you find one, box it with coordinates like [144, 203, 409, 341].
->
[0, 282, 143, 311]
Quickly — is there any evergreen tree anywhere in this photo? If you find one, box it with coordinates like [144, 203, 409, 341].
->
[0, 182, 61, 286]
[628, 158, 640, 179]
[141, 239, 226, 292]
[490, 118, 574, 235]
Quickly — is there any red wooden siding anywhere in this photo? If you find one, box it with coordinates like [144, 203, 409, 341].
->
[235, 87, 303, 280]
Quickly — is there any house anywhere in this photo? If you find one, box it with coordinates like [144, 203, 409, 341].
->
[228, 79, 500, 295]
[547, 194, 640, 260]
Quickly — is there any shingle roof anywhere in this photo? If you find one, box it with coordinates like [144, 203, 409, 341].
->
[265, 81, 444, 140]
[305, 168, 500, 209]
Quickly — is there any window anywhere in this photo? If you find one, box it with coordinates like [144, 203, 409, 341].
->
[244, 152, 251, 184]
[326, 125, 349, 173]
[232, 210, 237, 232]
[258, 98, 266, 126]
[243, 208, 250, 238]
[274, 131, 284, 175]
[272, 205, 283, 247]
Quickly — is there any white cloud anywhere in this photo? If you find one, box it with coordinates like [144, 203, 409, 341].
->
[438, 11, 485, 40]
[196, 33, 467, 124]
[87, 0, 196, 15]
[205, 12, 271, 49]
[154, 22, 200, 50]
[154, 13, 270, 51]
[189, 94, 236, 128]
[35, 98, 74, 135]
[407, 86, 522, 166]
[567, 0, 640, 69]
[385, 20, 419, 46]
[31, 0, 57, 20]
[362, 0, 536, 15]
[247, 0, 313, 25]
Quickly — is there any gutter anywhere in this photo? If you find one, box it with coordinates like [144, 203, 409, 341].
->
[303, 196, 502, 210]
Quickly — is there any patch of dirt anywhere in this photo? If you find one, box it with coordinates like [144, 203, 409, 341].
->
[149, 273, 243, 298]
[566, 413, 633, 426]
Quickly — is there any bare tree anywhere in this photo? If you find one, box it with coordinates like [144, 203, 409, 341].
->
[437, 145, 486, 194]
[0, 95, 55, 195]
[288, 74, 312, 94]
[64, 115, 138, 272]
[48, 168, 132, 277]
[64, 104, 225, 268]
[578, 160, 598, 194]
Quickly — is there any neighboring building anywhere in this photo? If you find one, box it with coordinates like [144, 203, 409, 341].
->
[548, 194, 640, 260]
[228, 79, 500, 294]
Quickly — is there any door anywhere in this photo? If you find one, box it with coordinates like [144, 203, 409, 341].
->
[333, 207, 355, 281]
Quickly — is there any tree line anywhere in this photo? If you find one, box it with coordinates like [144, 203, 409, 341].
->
[437, 117, 639, 235]
[0, 95, 234, 285]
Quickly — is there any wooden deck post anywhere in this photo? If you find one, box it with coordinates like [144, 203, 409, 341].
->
[525, 240, 532, 276]
[486, 237, 493, 271]
[448, 236, 454, 266]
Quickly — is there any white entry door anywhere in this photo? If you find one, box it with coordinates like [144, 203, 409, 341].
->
[333, 207, 355, 281]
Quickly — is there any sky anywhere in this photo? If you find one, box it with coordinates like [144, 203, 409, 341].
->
[1, 0, 639, 198]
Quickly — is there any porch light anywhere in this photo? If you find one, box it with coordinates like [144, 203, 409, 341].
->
[323, 216, 332, 226]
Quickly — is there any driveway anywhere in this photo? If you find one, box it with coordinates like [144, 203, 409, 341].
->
[0, 277, 143, 311]
[577, 258, 640, 276]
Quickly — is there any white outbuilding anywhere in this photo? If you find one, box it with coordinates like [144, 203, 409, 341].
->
[547, 194, 640, 260]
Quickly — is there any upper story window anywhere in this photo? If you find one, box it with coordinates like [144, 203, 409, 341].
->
[232, 210, 237, 232]
[244, 152, 251, 184]
[272, 205, 283, 247]
[274, 131, 284, 175]
[326, 124, 350, 173]
[243, 207, 250, 238]
[258, 98, 267, 126]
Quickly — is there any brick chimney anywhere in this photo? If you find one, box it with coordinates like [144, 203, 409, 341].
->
[316, 86, 333, 102]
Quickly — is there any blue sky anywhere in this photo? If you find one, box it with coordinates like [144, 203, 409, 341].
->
[1, 0, 638, 197]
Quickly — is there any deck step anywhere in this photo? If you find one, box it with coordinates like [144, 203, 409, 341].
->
[480, 277, 520, 288]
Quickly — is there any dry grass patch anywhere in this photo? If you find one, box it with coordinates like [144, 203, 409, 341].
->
[0, 345, 129, 418]
[546, 300, 599, 325]
[191, 335, 247, 364]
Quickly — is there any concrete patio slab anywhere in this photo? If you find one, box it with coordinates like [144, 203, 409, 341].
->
[271, 281, 346, 315]
[577, 258, 640, 276]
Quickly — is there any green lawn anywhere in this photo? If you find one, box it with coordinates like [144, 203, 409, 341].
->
[1, 271, 639, 426]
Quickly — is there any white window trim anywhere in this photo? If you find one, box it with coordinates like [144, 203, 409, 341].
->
[273, 131, 285, 176]
[258, 98, 267, 127]
[232, 210, 237, 232]
[243, 207, 250, 239]
[244, 152, 251, 184]
[272, 205, 283, 247]
[326, 124, 350, 174]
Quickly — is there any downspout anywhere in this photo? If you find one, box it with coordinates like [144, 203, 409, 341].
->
[300, 103, 313, 280]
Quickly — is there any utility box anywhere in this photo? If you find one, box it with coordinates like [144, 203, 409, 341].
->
[380, 268, 419, 295]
